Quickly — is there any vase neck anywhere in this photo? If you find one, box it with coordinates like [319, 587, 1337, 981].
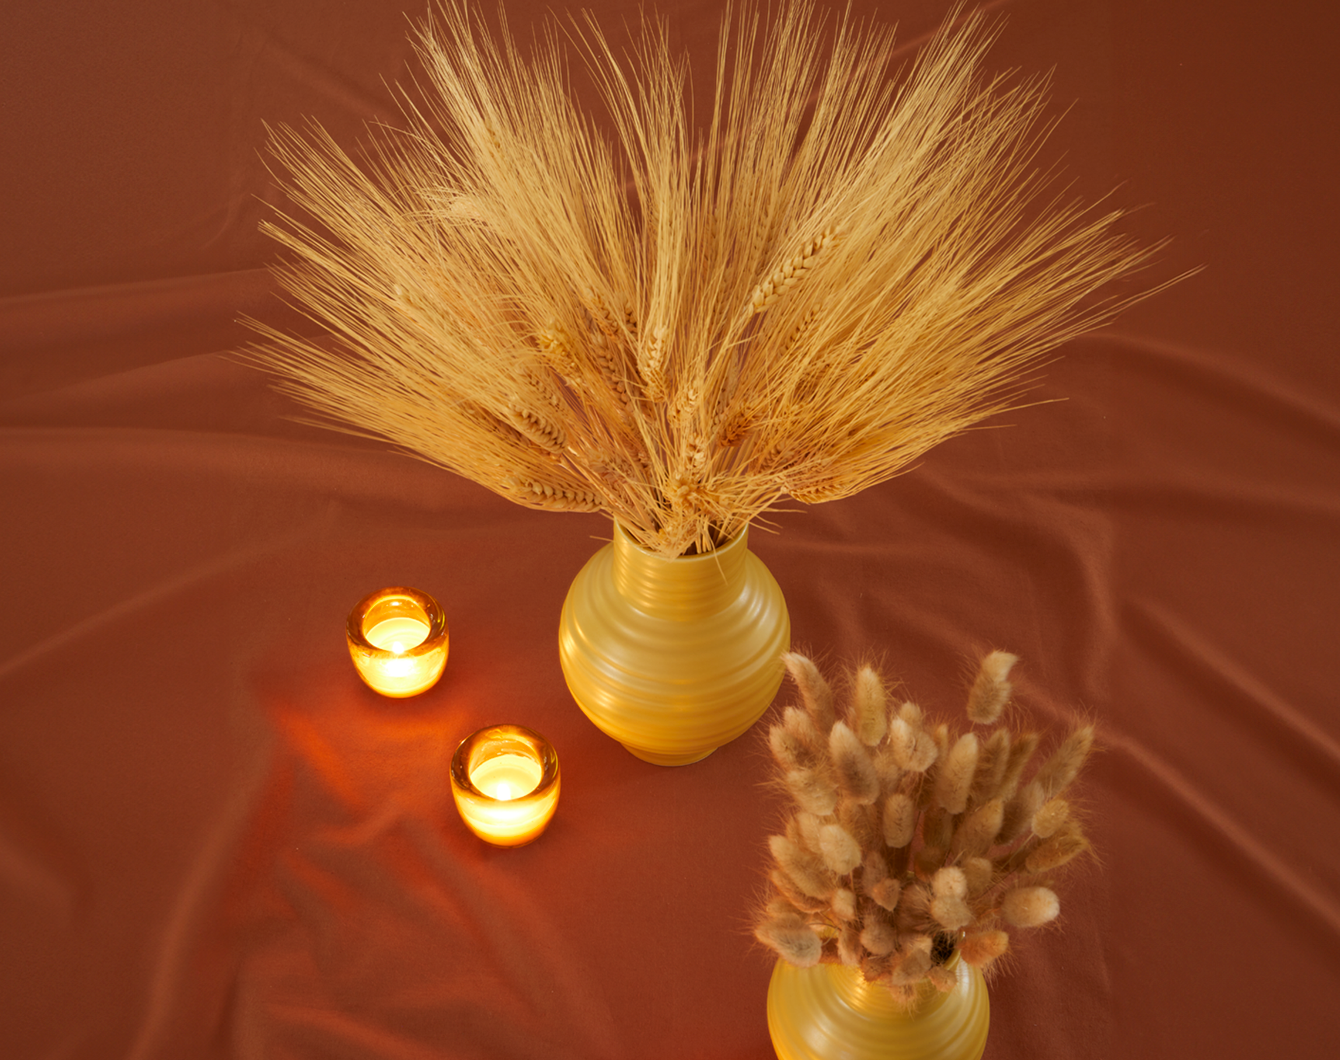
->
[610, 523, 750, 619]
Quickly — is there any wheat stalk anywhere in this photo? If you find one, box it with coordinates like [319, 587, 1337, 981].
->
[244, 0, 1176, 556]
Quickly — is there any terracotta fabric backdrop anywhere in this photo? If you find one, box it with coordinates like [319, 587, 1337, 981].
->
[2, 1, 1336, 1057]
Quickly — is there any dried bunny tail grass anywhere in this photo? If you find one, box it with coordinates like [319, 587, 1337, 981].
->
[931, 867, 968, 900]
[770, 834, 836, 900]
[970, 728, 1011, 803]
[873, 743, 903, 793]
[927, 964, 958, 993]
[1033, 724, 1096, 798]
[795, 812, 825, 855]
[998, 780, 1046, 844]
[838, 801, 879, 852]
[886, 716, 916, 769]
[764, 895, 804, 922]
[889, 945, 933, 986]
[1032, 797, 1070, 839]
[934, 733, 979, 814]
[951, 797, 1004, 857]
[898, 879, 933, 920]
[850, 666, 889, 746]
[756, 914, 823, 967]
[997, 731, 1040, 801]
[960, 929, 1010, 969]
[783, 653, 837, 733]
[829, 722, 880, 805]
[831, 888, 858, 921]
[914, 845, 947, 880]
[889, 716, 939, 773]
[869, 877, 902, 912]
[861, 952, 895, 983]
[897, 768, 924, 799]
[883, 792, 918, 849]
[770, 868, 830, 913]
[967, 651, 1018, 724]
[961, 856, 995, 896]
[1001, 886, 1061, 928]
[1024, 820, 1090, 873]
[909, 729, 940, 773]
[781, 706, 825, 759]
[862, 849, 889, 888]
[785, 768, 839, 816]
[759, 653, 1096, 984]
[838, 924, 864, 967]
[818, 823, 864, 875]
[921, 806, 954, 851]
[931, 723, 951, 765]
[768, 721, 809, 772]
[885, 981, 918, 1007]
[860, 913, 899, 956]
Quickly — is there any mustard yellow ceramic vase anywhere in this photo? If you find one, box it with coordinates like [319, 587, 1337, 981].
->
[558, 523, 790, 766]
[767, 957, 990, 1060]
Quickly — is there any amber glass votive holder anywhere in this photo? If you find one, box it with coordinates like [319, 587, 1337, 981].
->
[450, 725, 560, 847]
[346, 586, 449, 697]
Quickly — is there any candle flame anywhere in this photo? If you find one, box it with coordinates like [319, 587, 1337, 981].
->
[471, 753, 542, 801]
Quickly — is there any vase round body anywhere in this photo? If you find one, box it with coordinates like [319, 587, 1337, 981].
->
[767, 958, 990, 1060]
[558, 522, 790, 766]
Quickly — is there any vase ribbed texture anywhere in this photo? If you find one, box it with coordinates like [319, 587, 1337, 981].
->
[767, 958, 990, 1060]
[558, 523, 790, 765]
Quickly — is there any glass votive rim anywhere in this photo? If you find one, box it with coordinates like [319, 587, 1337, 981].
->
[346, 586, 449, 697]
[450, 724, 560, 846]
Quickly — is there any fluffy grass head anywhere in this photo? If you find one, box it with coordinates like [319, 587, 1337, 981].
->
[755, 650, 1096, 1000]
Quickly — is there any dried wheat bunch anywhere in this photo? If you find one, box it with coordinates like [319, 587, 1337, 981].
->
[245, 0, 1169, 556]
[755, 650, 1095, 1003]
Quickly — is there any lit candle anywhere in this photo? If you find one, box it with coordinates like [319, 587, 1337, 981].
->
[346, 587, 449, 697]
[451, 725, 560, 846]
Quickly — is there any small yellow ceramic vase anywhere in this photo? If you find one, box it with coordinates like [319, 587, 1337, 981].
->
[557, 522, 790, 766]
[767, 957, 990, 1060]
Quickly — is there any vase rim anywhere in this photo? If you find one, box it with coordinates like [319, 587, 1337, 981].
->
[612, 520, 748, 562]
